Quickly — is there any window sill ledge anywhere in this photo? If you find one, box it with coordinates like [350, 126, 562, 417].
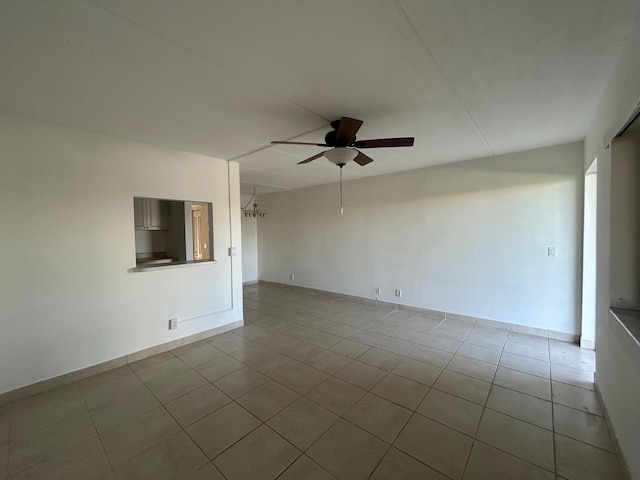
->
[609, 308, 640, 370]
[131, 260, 217, 272]
[611, 307, 640, 347]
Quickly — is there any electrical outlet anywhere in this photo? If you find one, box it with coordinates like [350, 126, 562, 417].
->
[168, 318, 178, 330]
[395, 289, 402, 297]
[375, 287, 381, 295]
[290, 274, 295, 281]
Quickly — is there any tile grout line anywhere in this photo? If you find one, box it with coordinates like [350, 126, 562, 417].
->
[7, 284, 603, 480]
[80, 390, 117, 480]
[225, 309, 430, 473]
[248, 298, 590, 396]
[124, 356, 236, 479]
[552, 397, 559, 477]
[224, 306, 465, 477]
[363, 442, 394, 480]
[247, 294, 613, 472]
[461, 439, 478, 479]
[6, 386, 103, 479]
[242, 304, 496, 413]
[168, 333, 345, 478]
[249, 288, 589, 476]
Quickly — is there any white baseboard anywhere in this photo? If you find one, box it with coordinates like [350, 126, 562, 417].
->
[580, 337, 596, 350]
[256, 280, 580, 344]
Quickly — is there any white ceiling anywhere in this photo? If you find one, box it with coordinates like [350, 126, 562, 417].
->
[1, 1, 638, 195]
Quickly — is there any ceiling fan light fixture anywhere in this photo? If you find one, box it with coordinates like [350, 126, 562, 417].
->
[323, 147, 358, 167]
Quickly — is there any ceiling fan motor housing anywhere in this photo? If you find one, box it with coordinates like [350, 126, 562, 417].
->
[325, 130, 340, 147]
[325, 120, 355, 147]
[271, 116, 414, 166]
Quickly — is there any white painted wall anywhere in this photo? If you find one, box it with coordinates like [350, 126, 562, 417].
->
[240, 194, 259, 283]
[0, 114, 243, 394]
[258, 143, 583, 334]
[583, 27, 640, 479]
[580, 163, 597, 349]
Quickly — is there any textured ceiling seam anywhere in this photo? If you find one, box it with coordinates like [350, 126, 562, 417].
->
[83, 0, 330, 134]
[238, 175, 291, 192]
[383, 145, 422, 169]
[5, 64, 164, 118]
[228, 124, 330, 162]
[0, 74, 220, 156]
[394, 0, 496, 157]
[239, 182, 288, 194]
[240, 161, 367, 180]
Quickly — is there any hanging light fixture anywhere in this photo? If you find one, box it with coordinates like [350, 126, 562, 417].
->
[242, 187, 267, 218]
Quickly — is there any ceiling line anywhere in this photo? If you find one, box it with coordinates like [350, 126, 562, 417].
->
[83, 0, 330, 132]
[382, 146, 423, 169]
[240, 159, 367, 181]
[0, 72, 233, 157]
[240, 180, 290, 192]
[394, 0, 496, 157]
[228, 124, 330, 162]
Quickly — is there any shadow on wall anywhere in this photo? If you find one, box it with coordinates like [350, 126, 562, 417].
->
[257, 142, 583, 334]
[280, 143, 581, 212]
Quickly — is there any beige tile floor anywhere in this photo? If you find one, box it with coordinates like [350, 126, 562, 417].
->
[0, 283, 626, 479]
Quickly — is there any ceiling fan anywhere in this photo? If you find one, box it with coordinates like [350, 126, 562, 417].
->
[271, 117, 414, 214]
[271, 117, 414, 167]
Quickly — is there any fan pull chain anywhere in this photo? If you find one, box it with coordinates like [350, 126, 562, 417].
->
[340, 167, 344, 215]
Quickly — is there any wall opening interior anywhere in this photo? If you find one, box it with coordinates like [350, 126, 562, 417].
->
[240, 193, 259, 284]
[607, 113, 640, 358]
[134, 197, 214, 267]
[610, 118, 640, 312]
[192, 202, 212, 261]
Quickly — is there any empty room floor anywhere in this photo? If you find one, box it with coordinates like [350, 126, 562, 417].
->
[0, 283, 624, 480]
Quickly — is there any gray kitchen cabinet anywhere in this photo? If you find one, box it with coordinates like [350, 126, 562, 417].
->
[134, 197, 170, 230]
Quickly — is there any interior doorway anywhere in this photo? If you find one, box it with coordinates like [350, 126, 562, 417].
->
[191, 203, 211, 261]
[581, 158, 597, 349]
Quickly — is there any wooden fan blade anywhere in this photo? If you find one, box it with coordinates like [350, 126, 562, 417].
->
[354, 137, 415, 148]
[353, 151, 374, 166]
[272, 141, 328, 146]
[297, 151, 325, 164]
[335, 117, 364, 145]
